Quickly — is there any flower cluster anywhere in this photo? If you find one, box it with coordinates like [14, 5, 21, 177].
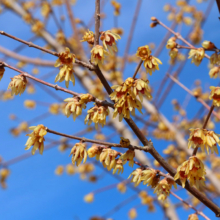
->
[174, 156, 206, 188]
[188, 48, 205, 66]
[25, 125, 47, 155]
[153, 178, 177, 201]
[87, 145, 103, 160]
[188, 128, 220, 154]
[209, 86, 220, 107]
[84, 105, 109, 129]
[136, 45, 162, 75]
[69, 143, 87, 166]
[54, 47, 76, 88]
[110, 77, 152, 121]
[64, 96, 87, 121]
[8, 75, 27, 96]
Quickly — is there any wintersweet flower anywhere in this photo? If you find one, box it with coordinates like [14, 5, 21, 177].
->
[0, 66, 5, 81]
[143, 55, 162, 75]
[202, 40, 216, 50]
[128, 168, 143, 187]
[100, 30, 121, 54]
[141, 169, 160, 188]
[41, 1, 51, 17]
[120, 149, 135, 167]
[210, 53, 220, 65]
[80, 93, 94, 104]
[81, 29, 94, 45]
[153, 178, 177, 201]
[117, 182, 126, 193]
[91, 45, 108, 66]
[54, 47, 76, 88]
[209, 86, 220, 107]
[120, 137, 130, 147]
[31, 20, 44, 35]
[113, 159, 124, 174]
[136, 45, 152, 60]
[166, 37, 177, 49]
[84, 193, 94, 203]
[64, 97, 86, 121]
[169, 48, 178, 59]
[203, 130, 220, 154]
[209, 66, 220, 79]
[0, 168, 10, 189]
[111, 0, 121, 16]
[188, 214, 199, 220]
[174, 156, 206, 188]
[128, 208, 137, 219]
[69, 143, 87, 166]
[56, 30, 66, 45]
[188, 128, 206, 149]
[100, 148, 118, 171]
[87, 145, 102, 160]
[188, 48, 205, 66]
[8, 75, 27, 96]
[25, 124, 47, 155]
[84, 105, 109, 129]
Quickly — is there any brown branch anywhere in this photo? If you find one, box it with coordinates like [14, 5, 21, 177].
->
[94, 0, 101, 46]
[132, 60, 143, 79]
[1, 61, 114, 108]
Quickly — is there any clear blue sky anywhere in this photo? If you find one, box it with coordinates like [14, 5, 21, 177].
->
[0, 0, 220, 219]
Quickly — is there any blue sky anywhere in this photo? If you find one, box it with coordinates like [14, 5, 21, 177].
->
[0, 0, 220, 219]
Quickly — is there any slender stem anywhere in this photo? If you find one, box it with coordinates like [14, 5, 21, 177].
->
[170, 191, 211, 220]
[132, 60, 143, 79]
[94, 0, 100, 46]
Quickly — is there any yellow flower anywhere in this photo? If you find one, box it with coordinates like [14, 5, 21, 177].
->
[84, 105, 109, 129]
[100, 148, 118, 171]
[56, 30, 66, 45]
[209, 66, 220, 78]
[117, 182, 126, 193]
[64, 97, 86, 121]
[84, 193, 94, 203]
[54, 47, 76, 88]
[24, 100, 36, 109]
[81, 29, 94, 45]
[8, 75, 27, 96]
[41, 1, 51, 17]
[69, 143, 87, 166]
[120, 149, 135, 167]
[188, 214, 199, 220]
[31, 20, 44, 35]
[141, 169, 160, 188]
[49, 103, 60, 115]
[209, 86, 220, 107]
[188, 128, 206, 149]
[55, 165, 64, 175]
[128, 208, 137, 219]
[153, 178, 177, 201]
[202, 40, 216, 50]
[128, 168, 143, 187]
[112, 94, 143, 121]
[87, 145, 102, 160]
[0, 66, 5, 81]
[91, 45, 108, 66]
[166, 37, 177, 49]
[188, 48, 205, 66]
[210, 53, 220, 65]
[100, 30, 121, 54]
[143, 55, 162, 75]
[111, 0, 121, 16]
[120, 137, 130, 147]
[80, 93, 94, 104]
[136, 45, 151, 60]
[113, 159, 124, 174]
[169, 48, 178, 59]
[66, 164, 75, 175]
[25, 125, 47, 155]
[174, 156, 206, 188]
[0, 168, 10, 189]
